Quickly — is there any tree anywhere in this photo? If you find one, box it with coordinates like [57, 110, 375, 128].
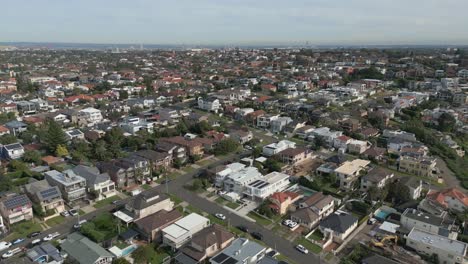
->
[438, 113, 456, 132]
[214, 139, 240, 155]
[43, 120, 67, 153]
[93, 140, 109, 161]
[55, 145, 69, 157]
[119, 90, 129, 100]
[0, 134, 18, 145]
[264, 158, 282, 172]
[387, 181, 411, 205]
[131, 245, 156, 264]
[23, 150, 42, 164]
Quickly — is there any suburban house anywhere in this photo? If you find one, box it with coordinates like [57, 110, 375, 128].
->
[295, 125, 315, 139]
[243, 171, 290, 201]
[26, 243, 64, 263]
[335, 159, 371, 190]
[162, 213, 210, 249]
[406, 228, 468, 264]
[0, 193, 33, 225]
[65, 129, 85, 141]
[198, 97, 220, 113]
[161, 136, 204, 157]
[269, 191, 302, 215]
[176, 224, 235, 264]
[223, 166, 263, 196]
[277, 147, 314, 165]
[155, 141, 187, 164]
[120, 189, 174, 221]
[360, 167, 394, 191]
[97, 156, 151, 188]
[398, 155, 437, 177]
[24, 180, 65, 216]
[209, 238, 266, 264]
[423, 188, 468, 213]
[61, 232, 114, 264]
[229, 129, 253, 144]
[347, 139, 370, 154]
[399, 177, 423, 200]
[134, 209, 183, 242]
[291, 192, 335, 229]
[71, 165, 116, 201]
[319, 212, 358, 243]
[44, 170, 87, 203]
[1, 142, 25, 159]
[77, 107, 103, 125]
[4, 120, 27, 136]
[132, 150, 172, 172]
[262, 140, 296, 156]
[401, 208, 458, 239]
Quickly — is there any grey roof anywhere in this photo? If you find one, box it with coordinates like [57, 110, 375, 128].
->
[45, 170, 86, 186]
[2, 194, 31, 209]
[25, 180, 62, 202]
[363, 167, 392, 183]
[320, 213, 358, 233]
[257, 256, 289, 264]
[37, 186, 62, 202]
[128, 188, 169, 210]
[210, 238, 265, 264]
[5, 120, 27, 128]
[407, 228, 468, 256]
[3, 143, 23, 150]
[61, 232, 113, 264]
[402, 208, 449, 228]
[26, 243, 62, 262]
[72, 165, 110, 185]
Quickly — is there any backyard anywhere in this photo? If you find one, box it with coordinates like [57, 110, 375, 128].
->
[94, 196, 120, 208]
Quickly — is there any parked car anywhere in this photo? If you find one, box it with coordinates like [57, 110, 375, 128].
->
[68, 209, 78, 216]
[251, 232, 263, 240]
[282, 219, 292, 226]
[2, 247, 23, 259]
[11, 238, 25, 245]
[367, 218, 377, 225]
[0, 242, 11, 251]
[295, 244, 308, 254]
[60, 211, 70, 217]
[237, 225, 249, 233]
[43, 232, 60, 242]
[288, 221, 298, 228]
[27, 232, 41, 238]
[73, 220, 87, 229]
[215, 213, 226, 220]
[31, 239, 41, 246]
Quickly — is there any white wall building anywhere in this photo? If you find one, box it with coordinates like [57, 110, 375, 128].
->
[78, 107, 103, 125]
[262, 140, 296, 156]
[244, 172, 290, 200]
[162, 213, 210, 249]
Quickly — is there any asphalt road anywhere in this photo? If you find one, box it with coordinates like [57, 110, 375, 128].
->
[3, 150, 320, 263]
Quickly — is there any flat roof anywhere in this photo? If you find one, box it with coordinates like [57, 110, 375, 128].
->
[174, 213, 209, 230]
[408, 228, 468, 256]
[113, 211, 133, 223]
[334, 159, 370, 175]
[162, 223, 189, 239]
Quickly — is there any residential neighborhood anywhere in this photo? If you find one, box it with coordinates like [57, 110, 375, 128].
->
[0, 45, 467, 264]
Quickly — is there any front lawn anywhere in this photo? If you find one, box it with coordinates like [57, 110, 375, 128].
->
[226, 201, 240, 210]
[94, 196, 120, 208]
[168, 194, 183, 205]
[247, 212, 272, 226]
[45, 216, 65, 226]
[141, 184, 151, 190]
[309, 229, 324, 241]
[294, 237, 322, 254]
[8, 220, 42, 240]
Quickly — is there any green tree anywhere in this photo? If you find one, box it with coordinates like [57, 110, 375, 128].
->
[264, 158, 282, 172]
[43, 121, 67, 153]
[438, 113, 456, 132]
[0, 134, 18, 145]
[119, 90, 129, 100]
[55, 144, 69, 157]
[214, 139, 240, 155]
[23, 150, 42, 164]
[131, 245, 156, 264]
[387, 181, 411, 205]
[93, 140, 109, 161]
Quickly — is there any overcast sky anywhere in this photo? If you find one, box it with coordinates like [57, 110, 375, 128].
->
[2, 0, 468, 45]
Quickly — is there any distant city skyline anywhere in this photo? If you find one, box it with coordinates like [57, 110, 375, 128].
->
[2, 0, 468, 45]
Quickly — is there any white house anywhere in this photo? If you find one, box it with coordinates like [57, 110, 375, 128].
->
[162, 213, 210, 249]
[198, 97, 220, 113]
[262, 140, 296, 156]
[243, 172, 290, 201]
[335, 159, 370, 190]
[78, 107, 103, 125]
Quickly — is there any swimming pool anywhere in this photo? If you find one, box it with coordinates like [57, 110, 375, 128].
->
[375, 210, 390, 220]
[121, 245, 138, 256]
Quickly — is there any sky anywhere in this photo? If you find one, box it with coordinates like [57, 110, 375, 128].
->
[2, 0, 468, 45]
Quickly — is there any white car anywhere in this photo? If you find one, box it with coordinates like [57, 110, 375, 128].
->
[282, 219, 292, 226]
[288, 221, 298, 228]
[0, 241, 11, 251]
[215, 213, 226, 220]
[60, 211, 70, 217]
[31, 239, 41, 246]
[2, 247, 22, 259]
[43, 232, 60, 242]
[296, 244, 308, 254]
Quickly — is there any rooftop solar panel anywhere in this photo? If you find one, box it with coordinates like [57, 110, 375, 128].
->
[3, 194, 30, 209]
[212, 253, 230, 263]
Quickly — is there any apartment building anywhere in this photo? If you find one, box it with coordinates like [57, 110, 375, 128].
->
[401, 208, 458, 239]
[335, 159, 370, 190]
[262, 140, 296, 156]
[406, 228, 468, 264]
[398, 155, 437, 177]
[44, 170, 87, 203]
[78, 107, 103, 125]
[162, 213, 210, 249]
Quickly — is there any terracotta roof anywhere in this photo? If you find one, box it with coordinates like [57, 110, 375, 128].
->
[270, 191, 300, 204]
[0, 125, 9, 133]
[427, 188, 468, 208]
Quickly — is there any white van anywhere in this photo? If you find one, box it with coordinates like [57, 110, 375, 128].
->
[73, 219, 87, 229]
[2, 247, 23, 259]
[0, 241, 11, 251]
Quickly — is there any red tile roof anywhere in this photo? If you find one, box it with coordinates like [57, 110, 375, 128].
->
[427, 188, 468, 208]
